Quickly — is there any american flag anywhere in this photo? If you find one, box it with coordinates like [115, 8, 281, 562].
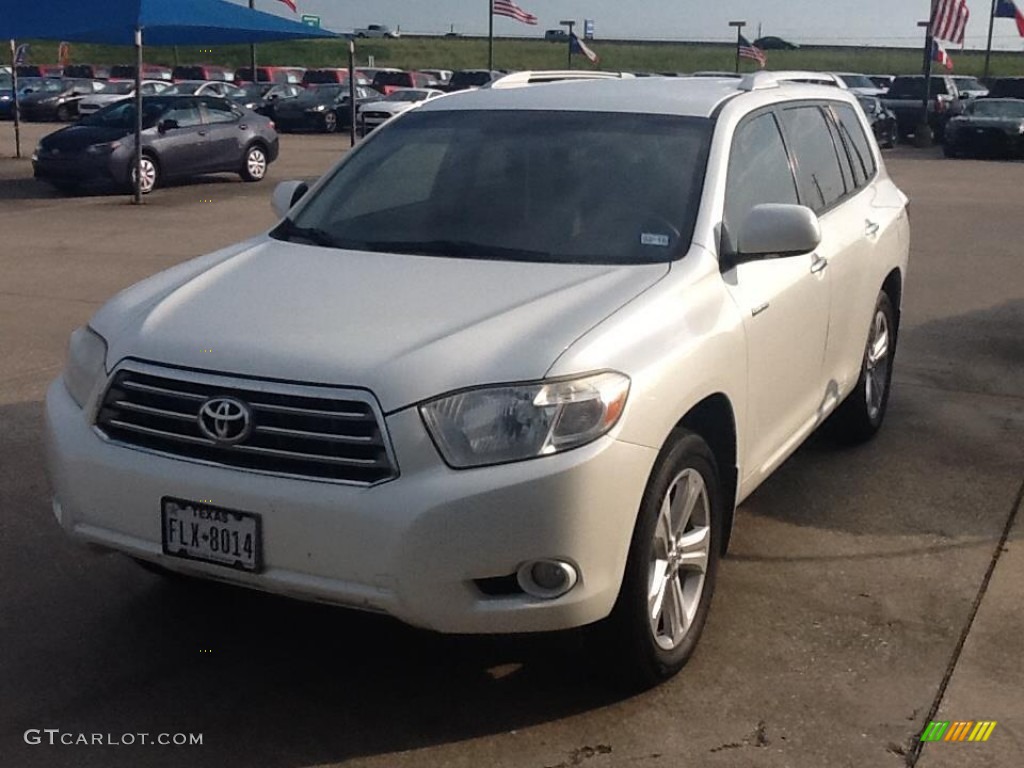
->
[277, 0, 297, 12]
[493, 0, 538, 26]
[738, 35, 767, 67]
[931, 0, 970, 45]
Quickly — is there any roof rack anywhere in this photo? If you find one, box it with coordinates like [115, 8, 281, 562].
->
[488, 70, 636, 89]
[738, 70, 846, 92]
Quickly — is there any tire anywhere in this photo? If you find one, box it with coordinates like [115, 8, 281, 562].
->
[827, 291, 897, 444]
[55, 104, 71, 122]
[239, 144, 268, 182]
[322, 111, 338, 133]
[129, 154, 159, 194]
[595, 430, 722, 691]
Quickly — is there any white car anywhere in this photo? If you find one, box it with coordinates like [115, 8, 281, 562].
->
[833, 72, 887, 97]
[46, 72, 909, 688]
[357, 88, 445, 132]
[77, 80, 170, 116]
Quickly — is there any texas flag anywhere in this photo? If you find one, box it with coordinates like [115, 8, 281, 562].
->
[995, 0, 1024, 37]
[932, 39, 954, 71]
[277, 0, 297, 12]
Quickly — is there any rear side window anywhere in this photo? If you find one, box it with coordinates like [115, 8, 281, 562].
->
[200, 97, 240, 124]
[834, 103, 877, 186]
[778, 106, 847, 213]
[724, 112, 799, 241]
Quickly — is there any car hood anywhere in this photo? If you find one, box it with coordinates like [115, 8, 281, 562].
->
[367, 101, 416, 114]
[91, 238, 668, 412]
[82, 93, 130, 105]
[40, 124, 130, 151]
[20, 92, 62, 105]
[954, 116, 1023, 127]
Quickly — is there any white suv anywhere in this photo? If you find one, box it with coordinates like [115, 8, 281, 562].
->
[45, 71, 909, 688]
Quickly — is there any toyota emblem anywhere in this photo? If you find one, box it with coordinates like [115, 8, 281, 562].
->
[197, 397, 252, 445]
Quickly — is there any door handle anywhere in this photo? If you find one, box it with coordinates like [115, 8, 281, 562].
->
[865, 220, 880, 237]
[810, 255, 829, 274]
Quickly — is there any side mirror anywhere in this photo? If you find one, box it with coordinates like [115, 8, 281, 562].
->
[736, 204, 821, 261]
[271, 180, 309, 219]
[157, 118, 178, 133]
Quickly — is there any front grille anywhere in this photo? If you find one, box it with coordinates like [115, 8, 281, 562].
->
[96, 367, 397, 485]
[362, 112, 389, 120]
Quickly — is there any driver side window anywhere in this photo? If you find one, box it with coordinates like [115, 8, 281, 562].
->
[163, 103, 202, 128]
[723, 112, 799, 253]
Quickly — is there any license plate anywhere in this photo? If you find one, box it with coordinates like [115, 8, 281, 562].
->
[161, 498, 262, 572]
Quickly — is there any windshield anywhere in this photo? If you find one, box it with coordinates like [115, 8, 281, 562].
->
[968, 100, 1024, 118]
[35, 79, 67, 94]
[384, 90, 430, 102]
[98, 82, 134, 95]
[840, 74, 877, 89]
[79, 99, 169, 129]
[275, 110, 712, 265]
[955, 77, 985, 92]
[300, 85, 342, 101]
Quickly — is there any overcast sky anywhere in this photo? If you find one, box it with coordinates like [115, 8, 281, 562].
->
[244, 0, 1024, 49]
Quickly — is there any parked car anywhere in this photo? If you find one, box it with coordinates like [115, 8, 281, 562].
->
[248, 83, 304, 120]
[16, 65, 63, 78]
[32, 95, 278, 194]
[172, 65, 235, 83]
[370, 70, 437, 95]
[833, 73, 886, 97]
[301, 68, 367, 87]
[44, 73, 908, 688]
[64, 64, 110, 80]
[421, 69, 453, 86]
[109, 64, 173, 82]
[358, 87, 445, 133]
[235, 66, 306, 85]
[986, 77, 1024, 99]
[19, 78, 104, 121]
[163, 80, 248, 102]
[882, 74, 965, 141]
[943, 98, 1024, 158]
[952, 76, 989, 100]
[356, 67, 401, 84]
[274, 84, 380, 133]
[77, 80, 171, 117]
[445, 69, 503, 92]
[354, 24, 399, 38]
[753, 36, 799, 50]
[544, 29, 570, 43]
[857, 95, 898, 148]
[0, 77, 13, 120]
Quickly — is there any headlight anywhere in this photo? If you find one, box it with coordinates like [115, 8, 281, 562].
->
[420, 372, 630, 468]
[64, 327, 108, 408]
[310, 104, 327, 112]
[86, 141, 121, 155]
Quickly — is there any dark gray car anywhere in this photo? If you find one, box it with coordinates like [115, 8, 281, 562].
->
[32, 95, 279, 194]
[943, 98, 1024, 158]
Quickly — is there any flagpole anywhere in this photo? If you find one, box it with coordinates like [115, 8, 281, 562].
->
[984, 0, 998, 80]
[917, 1, 938, 147]
[134, 26, 144, 204]
[9, 40, 21, 159]
[249, 0, 258, 85]
[488, 0, 494, 71]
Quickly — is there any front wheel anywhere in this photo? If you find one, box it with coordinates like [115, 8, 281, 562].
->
[129, 155, 159, 194]
[827, 291, 897, 444]
[55, 104, 72, 122]
[595, 430, 722, 690]
[239, 144, 268, 182]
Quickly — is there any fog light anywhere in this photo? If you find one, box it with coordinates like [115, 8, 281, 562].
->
[516, 559, 579, 599]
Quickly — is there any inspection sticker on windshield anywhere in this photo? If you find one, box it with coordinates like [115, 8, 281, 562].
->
[641, 233, 671, 247]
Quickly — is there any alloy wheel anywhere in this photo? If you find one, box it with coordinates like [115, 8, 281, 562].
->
[864, 309, 891, 421]
[647, 468, 711, 651]
[246, 148, 267, 180]
[132, 157, 157, 194]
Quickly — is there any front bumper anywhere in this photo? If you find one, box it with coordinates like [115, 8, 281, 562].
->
[45, 376, 656, 634]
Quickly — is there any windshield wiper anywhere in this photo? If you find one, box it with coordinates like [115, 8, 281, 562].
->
[356, 239, 555, 262]
[272, 219, 339, 248]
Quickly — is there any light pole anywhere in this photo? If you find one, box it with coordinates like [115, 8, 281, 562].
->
[560, 20, 576, 69]
[249, 0, 258, 84]
[729, 20, 746, 73]
[917, 16, 935, 146]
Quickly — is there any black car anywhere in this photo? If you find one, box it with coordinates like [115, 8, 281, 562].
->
[943, 98, 1024, 158]
[248, 83, 304, 120]
[986, 77, 1024, 99]
[32, 95, 279, 194]
[857, 96, 898, 149]
[445, 69, 502, 92]
[19, 78, 103, 121]
[273, 84, 379, 133]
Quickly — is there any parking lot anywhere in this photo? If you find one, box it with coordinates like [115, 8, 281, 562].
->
[1, 119, 1021, 768]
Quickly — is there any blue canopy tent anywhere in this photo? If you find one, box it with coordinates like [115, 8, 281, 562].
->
[1, 0, 338, 200]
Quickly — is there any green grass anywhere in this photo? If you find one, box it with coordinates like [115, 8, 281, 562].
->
[20, 37, 1024, 77]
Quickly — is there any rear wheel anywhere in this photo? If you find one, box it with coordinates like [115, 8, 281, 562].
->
[827, 291, 897, 444]
[239, 144, 268, 182]
[595, 430, 721, 690]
